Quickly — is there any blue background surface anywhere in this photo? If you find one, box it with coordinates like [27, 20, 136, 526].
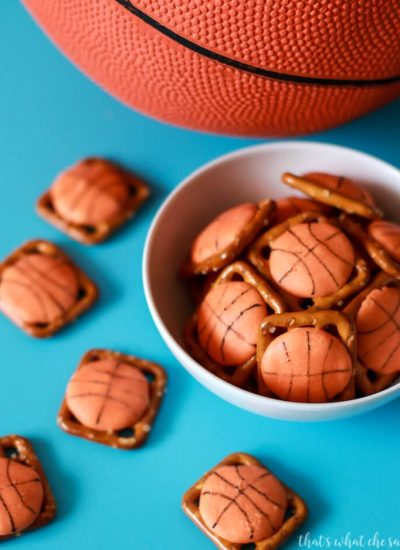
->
[0, 3, 399, 549]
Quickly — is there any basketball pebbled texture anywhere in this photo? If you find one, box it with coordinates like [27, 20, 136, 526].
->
[23, 0, 400, 136]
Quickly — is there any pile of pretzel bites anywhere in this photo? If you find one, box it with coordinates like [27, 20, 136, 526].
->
[182, 172, 400, 403]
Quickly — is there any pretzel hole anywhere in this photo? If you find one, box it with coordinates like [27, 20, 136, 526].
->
[31, 322, 49, 330]
[366, 370, 378, 383]
[4, 446, 19, 459]
[128, 186, 138, 197]
[297, 298, 314, 310]
[117, 427, 135, 439]
[259, 245, 271, 261]
[76, 287, 88, 300]
[242, 543, 256, 550]
[81, 225, 97, 235]
[144, 372, 155, 383]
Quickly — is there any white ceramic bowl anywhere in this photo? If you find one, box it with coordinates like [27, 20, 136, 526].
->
[143, 141, 400, 421]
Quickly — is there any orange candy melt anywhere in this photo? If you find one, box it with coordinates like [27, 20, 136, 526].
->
[66, 359, 150, 431]
[191, 203, 257, 264]
[0, 458, 44, 536]
[304, 172, 375, 206]
[199, 464, 287, 544]
[0, 254, 79, 326]
[368, 220, 400, 263]
[269, 222, 355, 298]
[275, 196, 327, 224]
[51, 158, 130, 226]
[356, 286, 400, 374]
[261, 327, 353, 402]
[197, 281, 267, 366]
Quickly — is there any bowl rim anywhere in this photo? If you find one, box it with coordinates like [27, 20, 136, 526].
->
[142, 140, 400, 411]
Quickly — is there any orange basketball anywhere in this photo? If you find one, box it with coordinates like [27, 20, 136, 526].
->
[23, 0, 400, 137]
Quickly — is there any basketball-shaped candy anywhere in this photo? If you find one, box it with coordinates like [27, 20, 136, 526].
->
[275, 197, 328, 224]
[23, 1, 400, 137]
[199, 464, 287, 544]
[197, 281, 267, 366]
[304, 173, 375, 206]
[356, 286, 400, 374]
[0, 458, 44, 536]
[51, 158, 130, 227]
[191, 203, 257, 265]
[66, 359, 150, 431]
[260, 327, 353, 402]
[269, 222, 355, 298]
[0, 254, 79, 326]
[368, 221, 400, 262]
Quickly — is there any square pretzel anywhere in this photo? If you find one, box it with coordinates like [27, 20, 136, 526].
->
[281, 172, 382, 220]
[339, 214, 400, 278]
[57, 349, 167, 449]
[0, 240, 98, 338]
[256, 310, 357, 401]
[36, 157, 150, 244]
[182, 452, 308, 550]
[344, 271, 400, 396]
[183, 261, 286, 388]
[0, 435, 56, 540]
[37, 157, 150, 245]
[181, 200, 276, 277]
[248, 211, 370, 311]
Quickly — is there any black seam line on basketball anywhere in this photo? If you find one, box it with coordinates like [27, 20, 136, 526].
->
[0, 479, 41, 491]
[202, 491, 254, 538]
[67, 177, 122, 211]
[272, 248, 316, 295]
[6, 460, 38, 517]
[199, 284, 250, 335]
[84, 180, 127, 221]
[288, 227, 340, 289]
[197, 283, 231, 335]
[219, 303, 261, 361]
[3, 279, 53, 322]
[96, 361, 120, 424]
[71, 179, 127, 220]
[273, 231, 340, 287]
[23, 257, 76, 297]
[0, 492, 15, 533]
[203, 292, 257, 351]
[289, 227, 340, 288]
[306, 330, 311, 403]
[236, 468, 285, 512]
[90, 367, 138, 381]
[198, 286, 233, 348]
[321, 338, 334, 401]
[115, 0, 400, 88]
[281, 341, 293, 400]
[307, 223, 353, 267]
[367, 296, 400, 332]
[210, 469, 281, 511]
[14, 270, 69, 316]
[68, 392, 132, 410]
[264, 368, 351, 377]
[233, 466, 275, 527]
[69, 378, 144, 397]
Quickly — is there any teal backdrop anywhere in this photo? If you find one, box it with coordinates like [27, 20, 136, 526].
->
[0, 3, 399, 549]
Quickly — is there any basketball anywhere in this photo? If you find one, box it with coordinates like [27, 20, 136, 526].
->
[199, 464, 287, 543]
[0, 458, 43, 536]
[260, 327, 352, 402]
[197, 281, 267, 366]
[66, 359, 150, 431]
[269, 222, 355, 298]
[23, 0, 400, 136]
[0, 254, 79, 326]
